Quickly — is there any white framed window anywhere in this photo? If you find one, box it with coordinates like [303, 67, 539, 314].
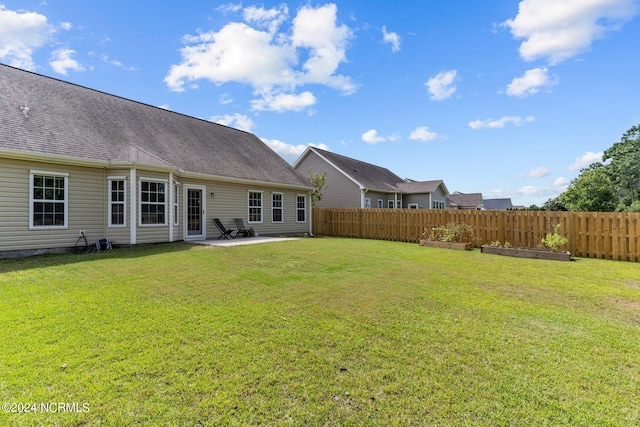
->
[272, 193, 283, 223]
[377, 199, 383, 208]
[365, 198, 371, 208]
[408, 203, 418, 209]
[139, 179, 167, 226]
[108, 177, 126, 227]
[396, 200, 402, 209]
[433, 200, 445, 209]
[248, 190, 263, 223]
[30, 171, 68, 229]
[173, 183, 180, 226]
[388, 200, 394, 208]
[296, 195, 306, 222]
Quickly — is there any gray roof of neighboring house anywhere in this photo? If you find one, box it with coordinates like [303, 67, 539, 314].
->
[446, 192, 484, 208]
[306, 147, 404, 192]
[396, 180, 446, 194]
[483, 198, 514, 210]
[0, 64, 310, 188]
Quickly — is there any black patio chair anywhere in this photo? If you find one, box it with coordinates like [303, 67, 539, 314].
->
[213, 218, 235, 240]
[234, 218, 250, 238]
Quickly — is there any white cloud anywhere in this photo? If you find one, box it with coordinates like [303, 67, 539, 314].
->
[382, 26, 401, 52]
[261, 139, 329, 163]
[425, 69, 457, 101]
[250, 91, 316, 112]
[165, 3, 355, 112]
[503, 0, 639, 65]
[554, 177, 570, 187]
[506, 67, 557, 97]
[50, 48, 84, 75]
[527, 166, 551, 177]
[60, 22, 72, 31]
[211, 113, 255, 132]
[216, 3, 243, 14]
[362, 129, 385, 144]
[568, 151, 603, 171]
[100, 54, 137, 71]
[469, 115, 535, 129]
[361, 129, 400, 144]
[0, 5, 54, 70]
[409, 126, 438, 142]
[243, 4, 288, 35]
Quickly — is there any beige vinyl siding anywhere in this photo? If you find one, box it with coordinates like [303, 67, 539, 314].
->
[198, 180, 309, 238]
[0, 159, 109, 252]
[296, 153, 361, 208]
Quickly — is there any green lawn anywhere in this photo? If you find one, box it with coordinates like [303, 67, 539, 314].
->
[1, 238, 639, 426]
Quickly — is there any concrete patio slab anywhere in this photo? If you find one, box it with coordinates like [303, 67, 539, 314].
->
[191, 236, 298, 247]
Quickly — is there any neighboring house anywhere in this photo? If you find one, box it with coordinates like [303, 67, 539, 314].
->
[446, 192, 485, 210]
[293, 147, 448, 209]
[483, 198, 514, 210]
[0, 64, 312, 257]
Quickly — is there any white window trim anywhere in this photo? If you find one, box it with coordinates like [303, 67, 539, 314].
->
[364, 197, 371, 208]
[387, 200, 394, 208]
[408, 203, 418, 209]
[377, 199, 383, 208]
[271, 192, 284, 224]
[173, 182, 180, 227]
[29, 170, 69, 230]
[296, 194, 307, 223]
[138, 177, 168, 227]
[248, 190, 263, 224]
[108, 176, 127, 228]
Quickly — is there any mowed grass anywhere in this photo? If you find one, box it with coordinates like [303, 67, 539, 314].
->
[1, 238, 639, 426]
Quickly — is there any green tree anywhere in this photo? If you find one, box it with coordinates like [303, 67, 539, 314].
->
[561, 163, 616, 211]
[542, 196, 568, 211]
[603, 123, 640, 205]
[307, 169, 327, 206]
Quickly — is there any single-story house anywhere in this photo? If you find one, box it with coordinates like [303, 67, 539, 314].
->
[446, 192, 484, 210]
[293, 146, 448, 209]
[0, 64, 313, 257]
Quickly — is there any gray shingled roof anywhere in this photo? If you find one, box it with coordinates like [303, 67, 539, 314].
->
[308, 147, 404, 192]
[0, 64, 310, 188]
[446, 192, 484, 208]
[396, 180, 445, 194]
[483, 198, 513, 210]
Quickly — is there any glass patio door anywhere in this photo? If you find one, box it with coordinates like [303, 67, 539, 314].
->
[185, 186, 205, 239]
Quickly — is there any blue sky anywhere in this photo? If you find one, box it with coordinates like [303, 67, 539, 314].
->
[1, 0, 639, 206]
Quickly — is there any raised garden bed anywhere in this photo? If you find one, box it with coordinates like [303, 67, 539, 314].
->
[480, 245, 571, 261]
[420, 240, 472, 251]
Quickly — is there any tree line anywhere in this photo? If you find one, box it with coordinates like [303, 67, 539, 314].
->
[536, 123, 640, 212]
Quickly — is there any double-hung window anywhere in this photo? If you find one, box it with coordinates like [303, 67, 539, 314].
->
[30, 171, 68, 228]
[296, 195, 306, 222]
[108, 178, 126, 227]
[272, 193, 283, 223]
[140, 179, 167, 225]
[248, 191, 263, 223]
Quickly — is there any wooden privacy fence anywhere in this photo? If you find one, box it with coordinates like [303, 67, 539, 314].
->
[312, 208, 640, 262]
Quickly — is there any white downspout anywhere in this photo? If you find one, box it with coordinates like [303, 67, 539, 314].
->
[361, 188, 368, 208]
[169, 172, 174, 242]
[308, 189, 313, 236]
[130, 168, 137, 245]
